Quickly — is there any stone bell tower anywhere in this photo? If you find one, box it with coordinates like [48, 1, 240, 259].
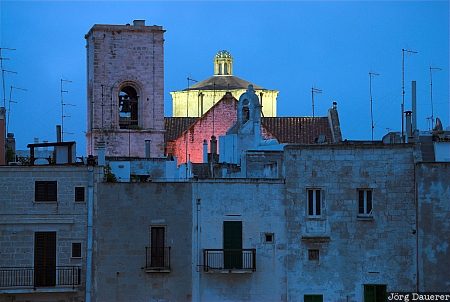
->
[85, 20, 165, 157]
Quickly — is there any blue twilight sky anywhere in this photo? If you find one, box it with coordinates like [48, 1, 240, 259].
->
[1, 1, 449, 155]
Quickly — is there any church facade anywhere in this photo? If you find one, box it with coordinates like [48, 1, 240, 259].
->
[170, 50, 279, 118]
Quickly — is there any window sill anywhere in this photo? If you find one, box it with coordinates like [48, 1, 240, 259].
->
[357, 215, 374, 221]
[306, 216, 325, 221]
[34, 201, 58, 204]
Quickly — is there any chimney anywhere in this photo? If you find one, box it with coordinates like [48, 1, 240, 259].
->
[56, 125, 62, 142]
[210, 136, 217, 155]
[203, 139, 208, 163]
[145, 139, 151, 158]
[405, 111, 412, 142]
[0, 107, 6, 165]
[95, 141, 106, 166]
[133, 20, 145, 27]
[6, 133, 16, 162]
[411, 81, 417, 134]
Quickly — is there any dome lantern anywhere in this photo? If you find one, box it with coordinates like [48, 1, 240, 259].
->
[214, 50, 233, 76]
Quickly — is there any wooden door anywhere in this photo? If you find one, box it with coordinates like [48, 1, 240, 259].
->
[151, 227, 165, 267]
[34, 232, 56, 287]
[223, 221, 242, 269]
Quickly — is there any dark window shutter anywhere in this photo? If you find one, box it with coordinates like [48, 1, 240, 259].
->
[308, 190, 314, 215]
[316, 190, 321, 215]
[35, 181, 57, 202]
[75, 187, 85, 202]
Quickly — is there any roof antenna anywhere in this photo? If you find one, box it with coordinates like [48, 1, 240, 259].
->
[369, 72, 380, 141]
[0, 47, 17, 108]
[60, 78, 74, 141]
[7, 85, 27, 134]
[401, 48, 417, 141]
[185, 77, 197, 176]
[311, 86, 322, 118]
[429, 66, 442, 129]
[213, 81, 216, 136]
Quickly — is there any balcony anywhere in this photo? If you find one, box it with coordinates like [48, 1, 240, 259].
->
[203, 249, 256, 273]
[145, 247, 171, 273]
[0, 266, 81, 293]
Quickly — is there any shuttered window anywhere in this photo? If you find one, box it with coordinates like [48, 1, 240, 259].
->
[74, 187, 85, 202]
[35, 181, 57, 202]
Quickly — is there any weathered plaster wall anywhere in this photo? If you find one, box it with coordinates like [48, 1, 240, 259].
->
[284, 145, 416, 301]
[93, 182, 192, 302]
[192, 181, 287, 302]
[416, 163, 450, 291]
[0, 166, 93, 302]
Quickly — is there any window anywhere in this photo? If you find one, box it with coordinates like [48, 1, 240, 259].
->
[358, 189, 373, 216]
[35, 181, 57, 202]
[364, 284, 386, 302]
[264, 233, 274, 243]
[304, 294, 323, 302]
[118, 85, 138, 129]
[71, 243, 81, 258]
[307, 189, 321, 216]
[308, 249, 319, 261]
[74, 187, 85, 202]
[150, 226, 166, 268]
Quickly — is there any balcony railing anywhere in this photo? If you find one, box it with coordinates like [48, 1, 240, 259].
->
[203, 249, 256, 272]
[145, 247, 171, 272]
[0, 266, 81, 289]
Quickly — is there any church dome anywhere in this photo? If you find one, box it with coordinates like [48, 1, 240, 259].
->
[215, 50, 232, 59]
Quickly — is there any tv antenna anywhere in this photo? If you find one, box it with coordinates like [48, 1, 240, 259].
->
[185, 77, 197, 177]
[369, 72, 380, 141]
[311, 87, 322, 117]
[7, 85, 27, 134]
[401, 48, 417, 141]
[60, 78, 74, 141]
[429, 66, 442, 129]
[0, 47, 17, 108]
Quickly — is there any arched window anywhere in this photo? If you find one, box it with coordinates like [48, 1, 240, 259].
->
[118, 86, 138, 129]
[242, 100, 250, 123]
[224, 63, 228, 75]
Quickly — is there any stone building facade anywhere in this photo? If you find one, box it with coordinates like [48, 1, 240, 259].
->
[284, 144, 417, 301]
[416, 162, 450, 292]
[0, 165, 100, 302]
[92, 182, 193, 301]
[85, 20, 165, 158]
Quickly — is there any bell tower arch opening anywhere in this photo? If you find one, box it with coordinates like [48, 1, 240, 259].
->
[118, 85, 139, 129]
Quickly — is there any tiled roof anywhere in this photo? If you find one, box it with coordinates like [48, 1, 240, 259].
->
[164, 117, 198, 142]
[261, 117, 333, 144]
[184, 75, 264, 91]
[164, 116, 333, 144]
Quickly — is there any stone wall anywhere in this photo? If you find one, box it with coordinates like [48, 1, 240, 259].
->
[0, 166, 94, 302]
[416, 162, 450, 291]
[284, 144, 417, 301]
[85, 21, 165, 157]
[93, 182, 193, 302]
[193, 180, 287, 301]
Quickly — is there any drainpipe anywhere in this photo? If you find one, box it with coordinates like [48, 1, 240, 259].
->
[85, 166, 94, 302]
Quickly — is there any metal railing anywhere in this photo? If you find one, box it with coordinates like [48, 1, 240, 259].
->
[0, 266, 81, 289]
[145, 247, 171, 270]
[203, 249, 256, 272]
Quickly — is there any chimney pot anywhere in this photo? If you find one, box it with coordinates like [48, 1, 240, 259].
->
[133, 20, 145, 26]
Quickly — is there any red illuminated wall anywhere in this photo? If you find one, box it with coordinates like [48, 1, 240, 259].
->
[168, 93, 238, 165]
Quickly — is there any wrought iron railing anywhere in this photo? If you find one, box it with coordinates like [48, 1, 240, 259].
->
[203, 249, 256, 272]
[145, 247, 171, 270]
[0, 266, 81, 289]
